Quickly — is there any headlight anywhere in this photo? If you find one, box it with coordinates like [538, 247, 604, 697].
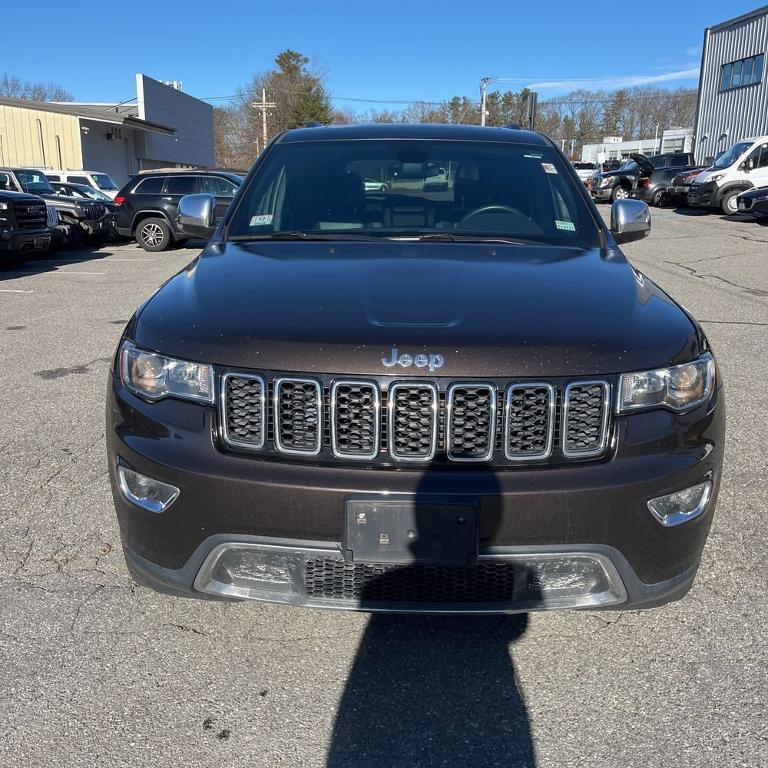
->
[119, 340, 214, 403]
[618, 353, 715, 413]
[707, 173, 724, 183]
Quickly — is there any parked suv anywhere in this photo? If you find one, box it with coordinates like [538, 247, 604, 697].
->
[107, 124, 723, 614]
[0, 168, 111, 247]
[688, 137, 768, 214]
[114, 170, 243, 251]
[592, 153, 696, 203]
[45, 170, 120, 200]
[0, 189, 51, 265]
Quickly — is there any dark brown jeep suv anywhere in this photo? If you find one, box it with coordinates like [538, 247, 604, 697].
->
[106, 124, 724, 613]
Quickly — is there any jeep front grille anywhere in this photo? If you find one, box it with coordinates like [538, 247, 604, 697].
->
[220, 372, 612, 466]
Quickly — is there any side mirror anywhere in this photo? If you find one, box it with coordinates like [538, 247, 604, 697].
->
[177, 193, 215, 235]
[610, 199, 651, 244]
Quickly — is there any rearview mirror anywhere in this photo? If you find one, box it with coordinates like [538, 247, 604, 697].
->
[610, 199, 650, 244]
[177, 193, 215, 235]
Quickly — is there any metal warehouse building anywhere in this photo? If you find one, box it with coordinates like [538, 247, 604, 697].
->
[694, 5, 768, 163]
[0, 74, 214, 187]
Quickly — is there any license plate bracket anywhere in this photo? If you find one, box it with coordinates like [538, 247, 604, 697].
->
[343, 498, 479, 566]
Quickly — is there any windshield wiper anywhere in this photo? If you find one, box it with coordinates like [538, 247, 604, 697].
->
[391, 232, 528, 245]
[229, 231, 381, 242]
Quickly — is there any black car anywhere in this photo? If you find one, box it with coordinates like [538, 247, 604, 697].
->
[592, 153, 697, 204]
[736, 186, 768, 218]
[664, 167, 708, 207]
[107, 124, 724, 614]
[113, 170, 243, 251]
[0, 189, 51, 266]
[0, 168, 111, 247]
[630, 154, 701, 206]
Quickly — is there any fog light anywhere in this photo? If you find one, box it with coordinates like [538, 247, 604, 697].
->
[117, 465, 179, 513]
[648, 481, 712, 527]
[195, 544, 296, 599]
[516, 554, 623, 607]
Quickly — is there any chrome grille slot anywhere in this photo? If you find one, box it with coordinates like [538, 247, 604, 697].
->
[331, 380, 380, 459]
[562, 381, 610, 457]
[504, 384, 555, 460]
[446, 383, 496, 462]
[388, 382, 438, 461]
[221, 374, 266, 449]
[274, 377, 322, 455]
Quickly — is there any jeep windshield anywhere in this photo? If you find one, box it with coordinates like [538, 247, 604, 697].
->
[227, 139, 601, 248]
[15, 169, 54, 195]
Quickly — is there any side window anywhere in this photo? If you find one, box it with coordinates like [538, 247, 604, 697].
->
[202, 176, 237, 196]
[0, 172, 17, 191]
[756, 144, 768, 169]
[69, 176, 90, 185]
[47, 175, 60, 182]
[165, 175, 200, 195]
[134, 176, 165, 194]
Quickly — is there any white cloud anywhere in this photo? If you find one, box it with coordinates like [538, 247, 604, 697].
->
[522, 67, 700, 94]
[686, 45, 702, 58]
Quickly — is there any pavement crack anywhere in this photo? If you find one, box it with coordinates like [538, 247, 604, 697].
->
[163, 623, 208, 636]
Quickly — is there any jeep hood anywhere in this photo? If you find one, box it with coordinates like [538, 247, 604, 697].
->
[131, 241, 701, 377]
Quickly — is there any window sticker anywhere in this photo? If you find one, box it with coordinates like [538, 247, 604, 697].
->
[524, 153, 543, 159]
[555, 220, 576, 231]
[542, 163, 558, 174]
[250, 213, 274, 226]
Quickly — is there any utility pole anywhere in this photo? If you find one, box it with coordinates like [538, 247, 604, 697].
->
[252, 89, 277, 153]
[479, 77, 494, 126]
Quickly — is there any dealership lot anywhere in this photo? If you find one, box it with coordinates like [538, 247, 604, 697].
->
[1, 211, 766, 767]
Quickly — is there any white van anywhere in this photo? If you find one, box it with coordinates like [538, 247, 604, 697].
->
[45, 170, 119, 200]
[687, 136, 768, 214]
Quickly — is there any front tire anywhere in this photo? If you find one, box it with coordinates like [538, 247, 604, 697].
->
[720, 190, 740, 215]
[136, 218, 172, 252]
[611, 185, 629, 202]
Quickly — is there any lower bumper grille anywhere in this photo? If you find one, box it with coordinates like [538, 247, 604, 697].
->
[305, 558, 517, 603]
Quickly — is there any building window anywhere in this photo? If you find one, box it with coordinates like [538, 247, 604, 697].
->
[720, 53, 765, 91]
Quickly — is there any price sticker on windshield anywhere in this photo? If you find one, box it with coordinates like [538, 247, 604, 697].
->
[542, 163, 558, 174]
[250, 214, 274, 226]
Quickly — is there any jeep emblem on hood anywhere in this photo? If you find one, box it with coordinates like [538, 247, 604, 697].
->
[381, 347, 445, 373]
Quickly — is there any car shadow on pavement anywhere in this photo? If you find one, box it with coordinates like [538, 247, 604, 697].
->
[326, 467, 537, 768]
[0, 247, 113, 281]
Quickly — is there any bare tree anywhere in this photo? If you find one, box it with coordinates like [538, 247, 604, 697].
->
[0, 73, 74, 101]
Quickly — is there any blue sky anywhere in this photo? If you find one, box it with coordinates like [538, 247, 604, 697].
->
[5, 1, 765, 107]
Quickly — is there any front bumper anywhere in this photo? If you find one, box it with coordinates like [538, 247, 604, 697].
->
[738, 196, 768, 216]
[590, 186, 613, 202]
[687, 181, 717, 208]
[81, 216, 112, 236]
[0, 228, 51, 256]
[107, 374, 724, 612]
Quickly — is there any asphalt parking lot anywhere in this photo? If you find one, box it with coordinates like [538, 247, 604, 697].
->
[1, 210, 766, 768]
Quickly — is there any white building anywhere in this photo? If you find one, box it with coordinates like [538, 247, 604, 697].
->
[0, 74, 215, 187]
[580, 128, 693, 164]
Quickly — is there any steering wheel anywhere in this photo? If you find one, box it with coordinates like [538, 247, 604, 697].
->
[458, 204, 526, 226]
